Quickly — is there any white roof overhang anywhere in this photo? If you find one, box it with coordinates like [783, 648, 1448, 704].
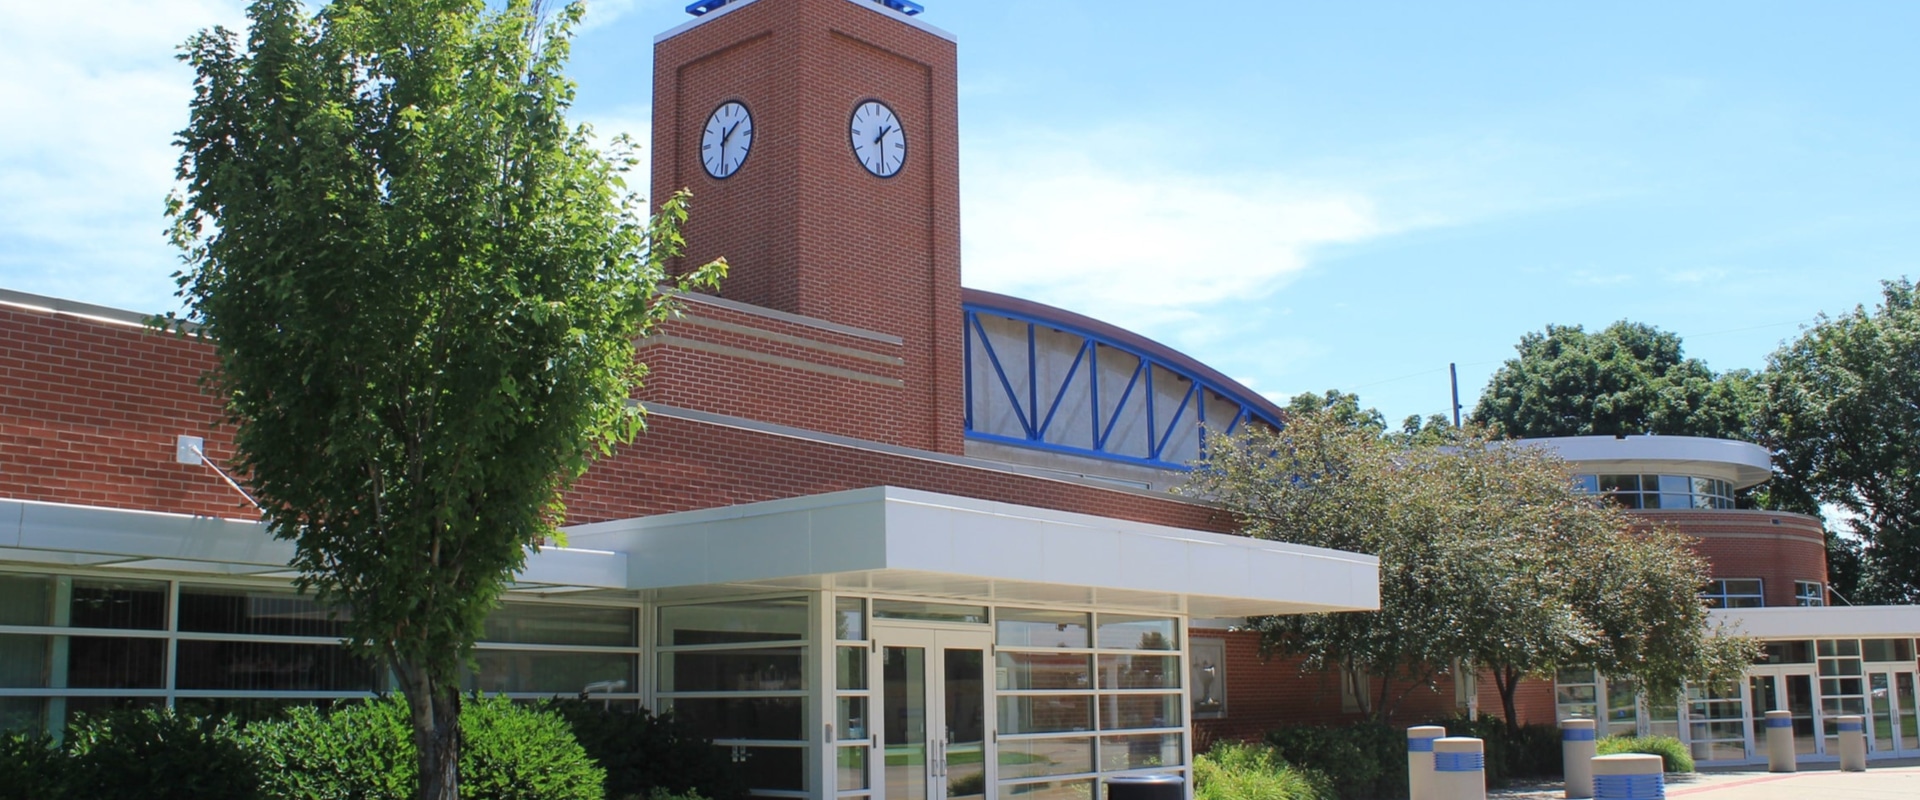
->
[0, 498, 627, 592]
[1713, 606, 1920, 640]
[1515, 436, 1775, 489]
[565, 486, 1380, 618]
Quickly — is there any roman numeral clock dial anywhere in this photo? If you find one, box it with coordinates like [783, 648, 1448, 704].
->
[849, 100, 906, 178]
[700, 100, 752, 179]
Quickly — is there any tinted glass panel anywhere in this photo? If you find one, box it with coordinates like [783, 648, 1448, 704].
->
[465, 650, 634, 694]
[836, 597, 866, 641]
[67, 636, 165, 688]
[998, 737, 1093, 779]
[999, 695, 1092, 734]
[175, 640, 379, 691]
[734, 745, 804, 791]
[1098, 655, 1179, 689]
[997, 610, 1090, 648]
[0, 635, 167, 689]
[0, 576, 53, 627]
[662, 648, 803, 692]
[1103, 693, 1181, 730]
[482, 604, 635, 647]
[179, 586, 345, 637]
[998, 653, 1091, 690]
[872, 600, 988, 625]
[1101, 733, 1182, 770]
[68, 580, 167, 630]
[661, 599, 807, 646]
[668, 697, 803, 741]
[1096, 616, 1176, 651]
[0, 635, 50, 688]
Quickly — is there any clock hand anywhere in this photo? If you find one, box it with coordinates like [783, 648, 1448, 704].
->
[873, 125, 890, 145]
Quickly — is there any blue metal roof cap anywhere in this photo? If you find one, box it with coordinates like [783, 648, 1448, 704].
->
[688, 0, 923, 15]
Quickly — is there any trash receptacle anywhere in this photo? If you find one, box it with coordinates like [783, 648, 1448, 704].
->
[1106, 774, 1185, 800]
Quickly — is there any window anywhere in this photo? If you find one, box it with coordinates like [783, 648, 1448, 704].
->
[1794, 581, 1825, 607]
[994, 609, 1185, 798]
[1576, 474, 1735, 509]
[1702, 579, 1764, 609]
[1190, 639, 1226, 719]
[0, 571, 643, 739]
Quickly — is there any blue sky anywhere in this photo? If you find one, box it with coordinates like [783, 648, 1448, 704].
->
[3, 0, 1915, 424]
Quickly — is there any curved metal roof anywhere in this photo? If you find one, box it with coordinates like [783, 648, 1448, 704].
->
[962, 288, 1285, 470]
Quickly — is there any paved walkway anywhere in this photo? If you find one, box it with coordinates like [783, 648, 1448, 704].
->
[1490, 758, 1920, 799]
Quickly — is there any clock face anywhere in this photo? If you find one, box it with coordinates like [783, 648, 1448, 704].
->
[701, 101, 753, 179]
[849, 100, 906, 178]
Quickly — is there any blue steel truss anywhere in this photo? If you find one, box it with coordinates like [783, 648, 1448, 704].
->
[963, 302, 1282, 471]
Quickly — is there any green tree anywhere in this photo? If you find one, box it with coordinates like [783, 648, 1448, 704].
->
[1473, 321, 1758, 440]
[1185, 410, 1751, 731]
[1760, 279, 1920, 603]
[164, 1, 725, 797]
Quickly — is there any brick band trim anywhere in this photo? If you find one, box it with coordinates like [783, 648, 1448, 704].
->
[645, 335, 906, 386]
[676, 314, 904, 365]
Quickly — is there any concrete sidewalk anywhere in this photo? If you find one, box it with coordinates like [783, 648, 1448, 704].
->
[1491, 758, 1920, 799]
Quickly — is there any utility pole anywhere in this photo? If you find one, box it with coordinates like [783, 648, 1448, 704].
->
[1450, 363, 1462, 428]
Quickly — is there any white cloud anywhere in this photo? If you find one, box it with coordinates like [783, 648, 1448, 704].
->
[0, 0, 248, 312]
[960, 133, 1388, 331]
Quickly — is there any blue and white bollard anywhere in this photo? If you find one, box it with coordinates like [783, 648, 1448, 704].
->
[1836, 715, 1867, 771]
[1561, 719, 1597, 799]
[1764, 710, 1795, 773]
[1433, 737, 1486, 800]
[1408, 725, 1446, 800]
[1591, 754, 1663, 800]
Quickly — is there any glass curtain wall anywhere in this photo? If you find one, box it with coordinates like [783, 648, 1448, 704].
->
[1557, 638, 1920, 763]
[0, 569, 643, 737]
[659, 597, 813, 798]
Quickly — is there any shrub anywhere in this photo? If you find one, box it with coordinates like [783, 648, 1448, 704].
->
[1596, 735, 1693, 773]
[0, 733, 68, 800]
[1194, 741, 1328, 800]
[64, 707, 262, 800]
[246, 694, 604, 800]
[1264, 722, 1401, 800]
[1437, 715, 1562, 785]
[246, 698, 420, 799]
[463, 695, 607, 800]
[542, 699, 745, 800]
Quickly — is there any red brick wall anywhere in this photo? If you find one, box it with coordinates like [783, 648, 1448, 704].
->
[1190, 629, 1561, 746]
[0, 301, 1232, 537]
[652, 0, 964, 455]
[637, 294, 910, 444]
[0, 305, 242, 519]
[1633, 510, 1827, 606]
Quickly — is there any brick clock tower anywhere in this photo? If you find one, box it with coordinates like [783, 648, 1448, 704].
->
[651, 0, 963, 455]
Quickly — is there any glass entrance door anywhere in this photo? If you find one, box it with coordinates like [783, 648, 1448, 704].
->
[1748, 669, 1818, 757]
[877, 628, 994, 800]
[1868, 671, 1920, 755]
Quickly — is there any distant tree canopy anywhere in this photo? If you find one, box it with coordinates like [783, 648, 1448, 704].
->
[1283, 389, 1458, 446]
[1472, 321, 1759, 441]
[1185, 407, 1753, 731]
[1759, 279, 1920, 604]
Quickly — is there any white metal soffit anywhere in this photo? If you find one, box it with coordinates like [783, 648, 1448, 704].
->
[0, 499, 626, 592]
[565, 485, 1381, 618]
[1713, 606, 1920, 640]
[1514, 435, 1775, 489]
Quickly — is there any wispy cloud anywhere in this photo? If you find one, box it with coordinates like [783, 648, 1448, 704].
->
[0, 0, 247, 313]
[960, 130, 1389, 331]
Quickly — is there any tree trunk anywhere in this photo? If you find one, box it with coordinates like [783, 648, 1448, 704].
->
[397, 661, 462, 800]
[1493, 665, 1521, 737]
